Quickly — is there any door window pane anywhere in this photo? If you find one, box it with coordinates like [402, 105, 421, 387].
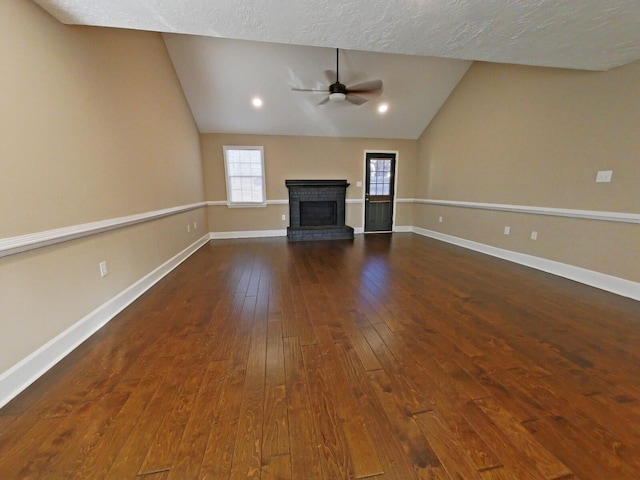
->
[369, 158, 391, 195]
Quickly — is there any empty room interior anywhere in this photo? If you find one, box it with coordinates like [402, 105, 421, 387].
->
[2, 1, 640, 479]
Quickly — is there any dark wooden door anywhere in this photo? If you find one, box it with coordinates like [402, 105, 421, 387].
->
[364, 152, 396, 232]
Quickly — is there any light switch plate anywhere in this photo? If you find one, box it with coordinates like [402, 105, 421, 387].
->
[596, 170, 613, 183]
[99, 261, 108, 277]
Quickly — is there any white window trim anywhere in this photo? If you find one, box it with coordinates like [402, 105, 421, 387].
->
[223, 145, 267, 208]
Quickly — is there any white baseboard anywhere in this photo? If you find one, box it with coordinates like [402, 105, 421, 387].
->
[393, 226, 412, 233]
[0, 234, 210, 410]
[210, 229, 287, 239]
[412, 227, 640, 302]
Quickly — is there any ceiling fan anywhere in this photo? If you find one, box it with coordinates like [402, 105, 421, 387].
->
[292, 48, 383, 105]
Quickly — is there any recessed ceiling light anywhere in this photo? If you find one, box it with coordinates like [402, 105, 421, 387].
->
[378, 103, 389, 113]
[252, 97, 263, 108]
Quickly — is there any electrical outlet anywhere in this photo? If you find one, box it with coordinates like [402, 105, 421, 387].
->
[99, 261, 108, 277]
[531, 231, 538, 240]
[356, 181, 362, 187]
[193, 221, 197, 230]
[187, 224, 190, 233]
[438, 216, 443, 223]
[596, 170, 613, 183]
[281, 214, 286, 221]
[504, 226, 510, 235]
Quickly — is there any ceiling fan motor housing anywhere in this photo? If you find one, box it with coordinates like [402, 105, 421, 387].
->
[329, 82, 347, 94]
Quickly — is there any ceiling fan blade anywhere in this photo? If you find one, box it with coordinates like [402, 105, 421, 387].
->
[324, 69, 336, 84]
[345, 94, 368, 106]
[317, 97, 330, 105]
[346, 79, 383, 94]
[292, 87, 329, 92]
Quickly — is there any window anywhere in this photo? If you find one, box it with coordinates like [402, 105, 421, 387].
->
[223, 146, 266, 206]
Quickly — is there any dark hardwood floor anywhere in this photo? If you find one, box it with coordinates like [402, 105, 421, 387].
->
[1, 233, 640, 479]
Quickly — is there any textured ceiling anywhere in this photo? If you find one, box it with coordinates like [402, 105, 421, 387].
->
[34, 0, 640, 71]
[33, 0, 640, 138]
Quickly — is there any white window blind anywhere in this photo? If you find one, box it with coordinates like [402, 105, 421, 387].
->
[223, 146, 266, 205]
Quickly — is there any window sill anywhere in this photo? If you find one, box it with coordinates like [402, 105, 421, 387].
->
[226, 202, 267, 208]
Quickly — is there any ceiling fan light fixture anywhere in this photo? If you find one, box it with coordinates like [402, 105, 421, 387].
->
[329, 92, 346, 102]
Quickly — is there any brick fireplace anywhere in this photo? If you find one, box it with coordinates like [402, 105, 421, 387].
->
[285, 180, 355, 242]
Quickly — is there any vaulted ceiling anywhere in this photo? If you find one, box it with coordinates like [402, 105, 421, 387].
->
[34, 0, 640, 139]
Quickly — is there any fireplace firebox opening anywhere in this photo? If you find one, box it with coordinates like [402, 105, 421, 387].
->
[300, 201, 337, 227]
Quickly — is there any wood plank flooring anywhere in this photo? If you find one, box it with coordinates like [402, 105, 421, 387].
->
[1, 233, 640, 479]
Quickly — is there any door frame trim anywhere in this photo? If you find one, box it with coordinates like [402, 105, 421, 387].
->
[362, 150, 399, 233]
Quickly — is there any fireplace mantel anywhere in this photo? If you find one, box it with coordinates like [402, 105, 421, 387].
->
[285, 179, 354, 242]
[285, 180, 351, 188]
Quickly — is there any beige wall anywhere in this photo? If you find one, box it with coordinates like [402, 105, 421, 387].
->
[415, 61, 640, 282]
[0, 2, 205, 372]
[201, 133, 417, 232]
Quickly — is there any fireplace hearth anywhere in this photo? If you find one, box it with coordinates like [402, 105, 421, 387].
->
[286, 180, 354, 242]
